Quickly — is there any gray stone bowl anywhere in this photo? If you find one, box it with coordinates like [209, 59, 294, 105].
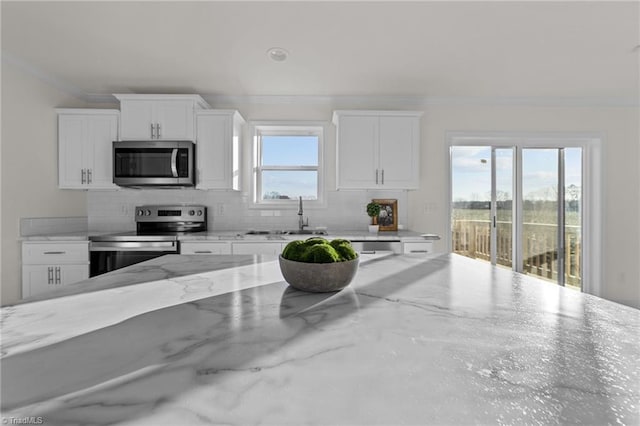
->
[279, 255, 359, 293]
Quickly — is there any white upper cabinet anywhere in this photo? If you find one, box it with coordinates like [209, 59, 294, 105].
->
[115, 94, 210, 141]
[333, 110, 422, 190]
[195, 110, 245, 190]
[57, 109, 119, 189]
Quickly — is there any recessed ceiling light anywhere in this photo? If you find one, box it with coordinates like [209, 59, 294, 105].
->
[267, 47, 289, 62]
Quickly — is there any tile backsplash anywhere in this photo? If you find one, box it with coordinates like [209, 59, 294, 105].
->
[21, 217, 88, 236]
[87, 189, 409, 232]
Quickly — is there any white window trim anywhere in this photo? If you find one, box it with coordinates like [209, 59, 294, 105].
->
[446, 131, 603, 297]
[249, 121, 327, 209]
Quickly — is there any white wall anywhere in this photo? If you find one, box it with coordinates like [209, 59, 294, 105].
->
[1, 65, 89, 304]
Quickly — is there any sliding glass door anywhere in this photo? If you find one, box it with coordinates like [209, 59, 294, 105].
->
[451, 144, 582, 289]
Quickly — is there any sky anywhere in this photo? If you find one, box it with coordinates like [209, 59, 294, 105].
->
[451, 146, 582, 202]
[261, 135, 318, 199]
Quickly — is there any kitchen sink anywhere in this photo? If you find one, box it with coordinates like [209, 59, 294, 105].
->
[284, 229, 328, 235]
[245, 229, 328, 236]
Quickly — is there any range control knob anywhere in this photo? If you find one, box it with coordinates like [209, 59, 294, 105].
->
[145, 209, 151, 216]
[188, 210, 195, 216]
[137, 209, 144, 216]
[197, 210, 203, 216]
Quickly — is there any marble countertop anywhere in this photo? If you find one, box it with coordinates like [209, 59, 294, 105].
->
[21, 229, 437, 242]
[2, 253, 638, 425]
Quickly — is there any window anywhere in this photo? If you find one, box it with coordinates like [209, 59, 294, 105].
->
[252, 123, 324, 205]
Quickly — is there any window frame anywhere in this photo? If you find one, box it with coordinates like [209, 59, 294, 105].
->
[250, 121, 326, 208]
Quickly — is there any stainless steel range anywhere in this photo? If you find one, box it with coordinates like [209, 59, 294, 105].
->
[89, 205, 207, 277]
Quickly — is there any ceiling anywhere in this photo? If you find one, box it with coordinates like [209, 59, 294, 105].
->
[2, 1, 639, 102]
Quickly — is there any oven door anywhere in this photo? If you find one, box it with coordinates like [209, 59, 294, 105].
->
[113, 141, 195, 186]
[89, 241, 178, 277]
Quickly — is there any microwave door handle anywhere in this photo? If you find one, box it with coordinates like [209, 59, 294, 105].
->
[171, 148, 178, 177]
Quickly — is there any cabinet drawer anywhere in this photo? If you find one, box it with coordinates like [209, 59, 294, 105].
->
[22, 242, 89, 264]
[403, 242, 433, 254]
[231, 242, 284, 255]
[180, 242, 231, 255]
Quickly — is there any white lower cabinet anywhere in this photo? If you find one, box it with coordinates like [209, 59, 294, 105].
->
[402, 241, 433, 254]
[22, 241, 89, 298]
[180, 241, 232, 255]
[231, 242, 285, 255]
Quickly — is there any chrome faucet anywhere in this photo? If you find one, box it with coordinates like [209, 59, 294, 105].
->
[298, 196, 309, 231]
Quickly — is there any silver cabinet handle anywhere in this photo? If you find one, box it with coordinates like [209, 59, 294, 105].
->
[87, 169, 92, 184]
[409, 250, 429, 253]
[55, 267, 61, 284]
[151, 123, 155, 139]
[361, 250, 376, 254]
[44, 251, 66, 255]
[170, 149, 178, 177]
[81, 169, 86, 184]
[194, 250, 213, 254]
[381, 169, 384, 185]
[156, 123, 161, 139]
[47, 267, 54, 284]
[375, 169, 379, 184]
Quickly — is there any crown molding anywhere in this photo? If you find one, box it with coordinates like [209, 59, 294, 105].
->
[203, 94, 640, 108]
[3, 51, 638, 108]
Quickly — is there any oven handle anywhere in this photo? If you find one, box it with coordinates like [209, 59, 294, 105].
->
[90, 241, 178, 252]
[171, 149, 178, 178]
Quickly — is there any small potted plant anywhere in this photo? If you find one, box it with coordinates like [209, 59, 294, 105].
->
[366, 202, 381, 233]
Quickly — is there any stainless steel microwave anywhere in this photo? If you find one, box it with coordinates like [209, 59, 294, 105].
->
[113, 141, 195, 187]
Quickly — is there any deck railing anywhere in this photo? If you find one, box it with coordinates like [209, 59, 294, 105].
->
[452, 220, 581, 288]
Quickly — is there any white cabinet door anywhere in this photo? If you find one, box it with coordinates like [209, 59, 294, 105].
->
[334, 111, 422, 190]
[87, 114, 118, 188]
[155, 100, 195, 140]
[232, 242, 284, 255]
[119, 100, 155, 140]
[196, 110, 244, 190]
[22, 264, 89, 297]
[58, 114, 86, 188]
[378, 116, 420, 189]
[336, 115, 378, 189]
[180, 242, 232, 255]
[57, 110, 118, 189]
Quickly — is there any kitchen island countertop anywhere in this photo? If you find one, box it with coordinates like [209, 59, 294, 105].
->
[1, 253, 638, 425]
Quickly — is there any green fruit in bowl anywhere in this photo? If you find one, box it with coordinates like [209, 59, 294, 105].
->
[282, 240, 306, 261]
[331, 241, 358, 261]
[282, 237, 358, 263]
[303, 244, 341, 263]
